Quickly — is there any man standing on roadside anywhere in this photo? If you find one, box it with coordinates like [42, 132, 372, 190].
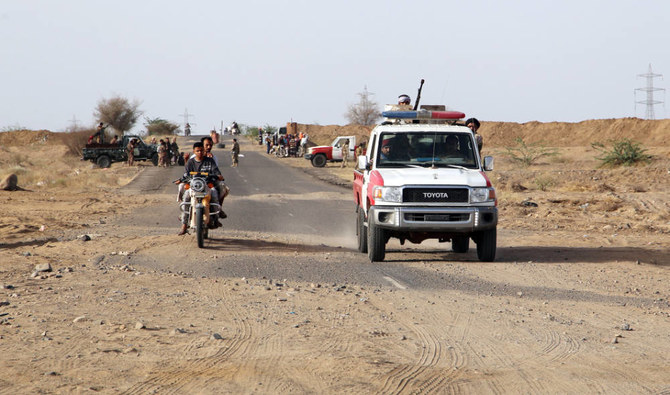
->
[341, 138, 350, 168]
[231, 138, 240, 167]
[126, 139, 135, 166]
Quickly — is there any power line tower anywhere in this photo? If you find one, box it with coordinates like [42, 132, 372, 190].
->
[179, 108, 196, 128]
[67, 114, 80, 131]
[635, 64, 664, 119]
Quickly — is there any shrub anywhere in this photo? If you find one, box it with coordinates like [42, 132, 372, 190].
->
[1, 124, 26, 132]
[534, 174, 556, 191]
[57, 129, 93, 157]
[591, 138, 651, 167]
[93, 95, 142, 134]
[503, 138, 558, 167]
[144, 117, 180, 136]
[8, 153, 27, 167]
[345, 86, 380, 125]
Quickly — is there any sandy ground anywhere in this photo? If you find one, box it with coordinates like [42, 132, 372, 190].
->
[0, 124, 669, 394]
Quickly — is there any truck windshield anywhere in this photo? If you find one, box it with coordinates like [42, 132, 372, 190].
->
[376, 132, 478, 169]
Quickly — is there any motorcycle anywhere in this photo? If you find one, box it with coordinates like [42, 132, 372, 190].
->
[179, 171, 221, 248]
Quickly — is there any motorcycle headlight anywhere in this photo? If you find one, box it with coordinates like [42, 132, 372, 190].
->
[373, 186, 402, 203]
[191, 178, 206, 193]
[471, 187, 495, 203]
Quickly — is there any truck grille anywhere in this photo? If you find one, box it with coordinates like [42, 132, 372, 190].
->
[402, 188, 469, 203]
[404, 213, 470, 222]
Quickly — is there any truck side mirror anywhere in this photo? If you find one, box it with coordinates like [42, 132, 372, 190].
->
[357, 155, 369, 171]
[483, 156, 494, 171]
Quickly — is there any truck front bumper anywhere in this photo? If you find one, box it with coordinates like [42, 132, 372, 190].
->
[304, 153, 313, 160]
[368, 205, 497, 232]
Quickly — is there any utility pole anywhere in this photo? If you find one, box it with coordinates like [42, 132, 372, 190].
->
[68, 114, 80, 130]
[635, 64, 664, 120]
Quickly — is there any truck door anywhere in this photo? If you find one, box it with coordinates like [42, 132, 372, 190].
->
[332, 137, 344, 160]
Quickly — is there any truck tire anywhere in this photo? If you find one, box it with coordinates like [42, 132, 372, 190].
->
[151, 153, 159, 166]
[96, 155, 111, 168]
[357, 208, 368, 253]
[367, 217, 386, 262]
[196, 207, 204, 248]
[476, 228, 496, 262]
[311, 154, 327, 168]
[452, 236, 470, 253]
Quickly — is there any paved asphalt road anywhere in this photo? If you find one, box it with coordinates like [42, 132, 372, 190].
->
[122, 134, 355, 244]
[117, 135, 521, 291]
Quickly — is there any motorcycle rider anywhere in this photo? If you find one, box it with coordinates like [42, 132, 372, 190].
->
[175, 142, 223, 235]
[199, 136, 229, 215]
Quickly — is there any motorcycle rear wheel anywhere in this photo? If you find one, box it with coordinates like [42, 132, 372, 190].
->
[196, 207, 204, 248]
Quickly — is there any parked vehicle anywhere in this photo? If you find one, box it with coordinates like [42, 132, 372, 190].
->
[82, 135, 158, 168]
[304, 135, 356, 167]
[178, 171, 222, 248]
[353, 108, 497, 262]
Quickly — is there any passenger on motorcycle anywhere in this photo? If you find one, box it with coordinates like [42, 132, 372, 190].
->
[196, 136, 229, 215]
[175, 142, 224, 235]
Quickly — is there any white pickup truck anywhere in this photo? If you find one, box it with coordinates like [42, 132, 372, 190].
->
[352, 108, 497, 262]
[304, 135, 356, 167]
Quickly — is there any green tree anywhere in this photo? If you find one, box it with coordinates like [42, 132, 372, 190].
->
[345, 86, 380, 126]
[591, 138, 651, 167]
[93, 95, 142, 135]
[144, 117, 180, 136]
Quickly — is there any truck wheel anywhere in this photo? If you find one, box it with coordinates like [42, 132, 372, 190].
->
[367, 218, 386, 262]
[151, 153, 159, 166]
[452, 236, 470, 253]
[311, 154, 327, 167]
[476, 228, 496, 262]
[357, 208, 368, 253]
[96, 155, 111, 168]
[196, 207, 205, 248]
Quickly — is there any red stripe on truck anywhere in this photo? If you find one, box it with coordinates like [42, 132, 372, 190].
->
[367, 170, 384, 206]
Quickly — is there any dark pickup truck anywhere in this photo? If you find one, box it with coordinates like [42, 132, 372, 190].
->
[82, 135, 158, 168]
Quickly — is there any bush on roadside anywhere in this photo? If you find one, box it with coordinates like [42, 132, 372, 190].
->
[503, 138, 558, 167]
[144, 117, 180, 136]
[534, 174, 556, 191]
[591, 138, 651, 167]
[56, 129, 93, 157]
[1, 124, 26, 132]
[93, 96, 142, 135]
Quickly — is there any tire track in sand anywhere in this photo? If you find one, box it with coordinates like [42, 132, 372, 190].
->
[121, 286, 253, 394]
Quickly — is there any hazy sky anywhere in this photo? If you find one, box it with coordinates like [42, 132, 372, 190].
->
[1, 0, 668, 133]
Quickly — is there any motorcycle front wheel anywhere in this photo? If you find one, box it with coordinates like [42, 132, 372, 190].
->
[195, 207, 204, 248]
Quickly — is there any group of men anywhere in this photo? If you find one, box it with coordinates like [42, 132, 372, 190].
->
[154, 137, 180, 168]
[266, 132, 308, 157]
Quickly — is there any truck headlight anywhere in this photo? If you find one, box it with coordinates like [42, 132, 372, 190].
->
[373, 186, 402, 203]
[471, 187, 496, 203]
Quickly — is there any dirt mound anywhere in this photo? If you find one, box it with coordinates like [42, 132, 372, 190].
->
[482, 118, 670, 147]
[294, 124, 374, 146]
[296, 118, 670, 148]
[0, 129, 56, 146]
